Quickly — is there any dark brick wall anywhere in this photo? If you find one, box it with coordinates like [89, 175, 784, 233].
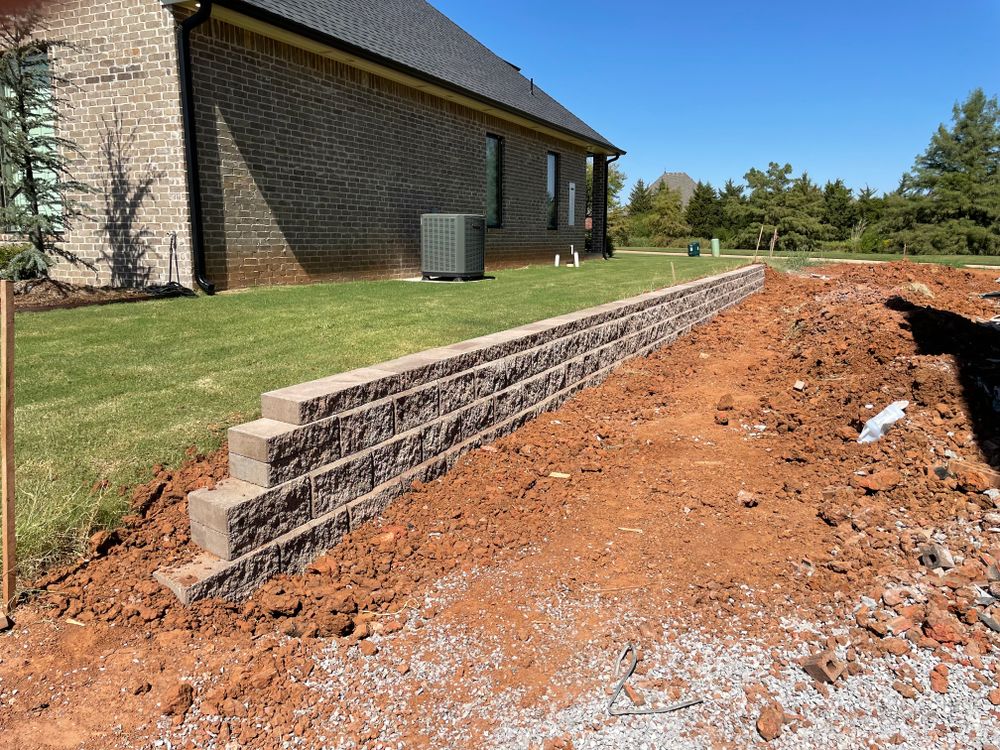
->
[191, 20, 588, 289]
[592, 157, 608, 257]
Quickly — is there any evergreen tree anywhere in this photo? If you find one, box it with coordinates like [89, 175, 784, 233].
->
[684, 181, 722, 238]
[729, 163, 824, 251]
[884, 88, 1000, 254]
[782, 172, 825, 250]
[719, 179, 747, 241]
[821, 179, 856, 240]
[627, 178, 653, 215]
[0, 10, 89, 278]
[856, 186, 883, 224]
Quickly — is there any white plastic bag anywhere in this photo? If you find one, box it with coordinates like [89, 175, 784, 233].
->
[857, 400, 910, 444]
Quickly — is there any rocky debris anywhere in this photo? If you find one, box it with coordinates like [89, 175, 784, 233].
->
[162, 682, 194, 717]
[716, 393, 734, 411]
[930, 663, 949, 694]
[802, 651, 846, 684]
[756, 702, 784, 741]
[918, 544, 955, 570]
[623, 683, 645, 707]
[737, 489, 758, 508]
[950, 460, 1000, 493]
[87, 529, 120, 557]
[6, 261, 1000, 749]
[852, 469, 902, 493]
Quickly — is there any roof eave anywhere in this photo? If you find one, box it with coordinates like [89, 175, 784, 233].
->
[164, 0, 624, 155]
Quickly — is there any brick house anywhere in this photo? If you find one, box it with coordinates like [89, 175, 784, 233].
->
[39, 0, 623, 291]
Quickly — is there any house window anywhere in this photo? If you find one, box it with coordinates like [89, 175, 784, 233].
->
[546, 151, 559, 229]
[486, 133, 503, 228]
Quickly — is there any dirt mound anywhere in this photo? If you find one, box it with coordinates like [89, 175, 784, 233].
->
[3, 261, 1000, 749]
[34, 448, 226, 626]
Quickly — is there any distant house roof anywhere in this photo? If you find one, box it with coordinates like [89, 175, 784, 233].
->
[186, 0, 623, 154]
[650, 172, 697, 206]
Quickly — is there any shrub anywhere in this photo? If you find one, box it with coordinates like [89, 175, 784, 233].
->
[0, 242, 51, 280]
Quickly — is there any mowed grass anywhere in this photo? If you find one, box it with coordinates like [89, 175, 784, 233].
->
[622, 246, 1000, 268]
[14, 254, 748, 573]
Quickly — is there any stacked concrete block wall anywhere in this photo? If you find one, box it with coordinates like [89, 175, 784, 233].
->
[191, 19, 588, 290]
[156, 265, 765, 603]
[40, 0, 193, 288]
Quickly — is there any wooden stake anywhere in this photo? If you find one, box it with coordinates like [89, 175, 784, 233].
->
[753, 223, 765, 262]
[1, 280, 13, 617]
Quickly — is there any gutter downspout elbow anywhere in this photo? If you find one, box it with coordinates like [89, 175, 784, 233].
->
[178, 0, 215, 294]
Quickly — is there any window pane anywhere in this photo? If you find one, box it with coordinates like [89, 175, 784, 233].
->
[486, 135, 501, 227]
[546, 152, 558, 229]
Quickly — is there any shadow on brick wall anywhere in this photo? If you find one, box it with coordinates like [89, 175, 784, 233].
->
[99, 109, 163, 288]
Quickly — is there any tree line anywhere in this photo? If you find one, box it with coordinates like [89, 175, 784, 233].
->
[605, 88, 1000, 256]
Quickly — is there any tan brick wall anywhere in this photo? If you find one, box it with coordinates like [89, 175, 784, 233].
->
[191, 19, 588, 290]
[38, 0, 192, 288]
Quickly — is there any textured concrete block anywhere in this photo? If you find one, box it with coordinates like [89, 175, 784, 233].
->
[154, 548, 282, 604]
[372, 351, 447, 388]
[229, 452, 289, 489]
[340, 399, 394, 455]
[459, 399, 494, 441]
[420, 411, 463, 457]
[311, 452, 375, 516]
[277, 507, 350, 574]
[494, 383, 525, 421]
[228, 416, 339, 480]
[348, 481, 403, 530]
[411, 455, 449, 485]
[189, 520, 230, 561]
[439, 370, 477, 413]
[373, 431, 423, 486]
[188, 476, 311, 560]
[475, 358, 509, 397]
[261, 367, 401, 425]
[393, 384, 439, 433]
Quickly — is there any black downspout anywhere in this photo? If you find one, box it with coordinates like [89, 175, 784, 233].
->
[601, 153, 621, 257]
[177, 1, 215, 294]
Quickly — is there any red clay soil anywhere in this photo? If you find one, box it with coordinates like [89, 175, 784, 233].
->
[1, 262, 999, 749]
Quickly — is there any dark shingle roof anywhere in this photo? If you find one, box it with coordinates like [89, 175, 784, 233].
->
[219, 0, 622, 153]
[650, 172, 697, 206]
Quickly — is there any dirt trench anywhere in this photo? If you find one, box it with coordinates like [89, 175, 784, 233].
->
[1, 262, 1000, 749]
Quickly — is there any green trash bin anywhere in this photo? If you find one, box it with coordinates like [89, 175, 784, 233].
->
[711, 238, 721, 257]
[687, 241, 700, 257]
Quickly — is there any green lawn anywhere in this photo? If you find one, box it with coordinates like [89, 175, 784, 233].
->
[621, 246, 1000, 268]
[14, 254, 748, 572]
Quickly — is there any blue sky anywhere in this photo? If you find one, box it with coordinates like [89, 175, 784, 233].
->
[431, 0, 1000, 196]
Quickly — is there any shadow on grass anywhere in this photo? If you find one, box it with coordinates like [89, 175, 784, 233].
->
[888, 296, 1000, 470]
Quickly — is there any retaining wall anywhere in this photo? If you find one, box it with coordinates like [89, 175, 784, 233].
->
[156, 264, 765, 603]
